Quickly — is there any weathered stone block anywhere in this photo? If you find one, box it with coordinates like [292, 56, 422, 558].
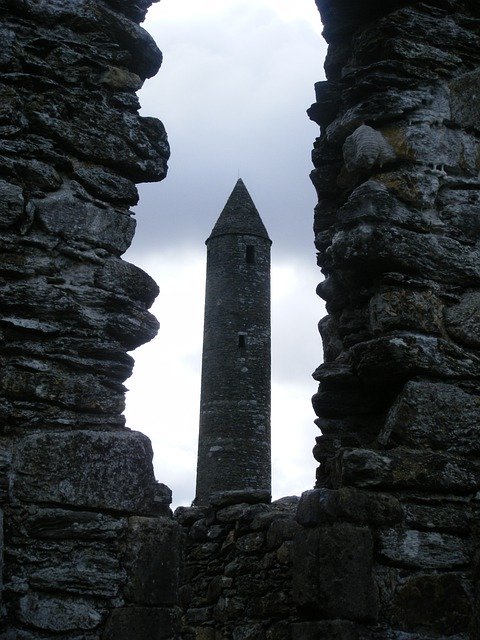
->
[18, 592, 105, 632]
[266, 517, 300, 548]
[450, 68, 480, 131]
[0, 365, 126, 414]
[380, 380, 480, 454]
[350, 334, 480, 384]
[232, 624, 265, 640]
[216, 502, 269, 523]
[36, 189, 136, 254]
[318, 315, 343, 362]
[293, 523, 378, 621]
[214, 596, 244, 622]
[292, 620, 358, 640]
[97, 258, 159, 307]
[327, 223, 480, 287]
[73, 166, 139, 206]
[332, 448, 480, 493]
[106, 305, 160, 351]
[210, 489, 271, 508]
[0, 180, 24, 228]
[17, 507, 127, 540]
[325, 89, 429, 144]
[102, 606, 179, 640]
[403, 502, 470, 534]
[296, 488, 402, 528]
[374, 168, 440, 209]
[377, 529, 471, 569]
[390, 573, 472, 635]
[236, 532, 265, 553]
[28, 557, 125, 598]
[446, 291, 480, 348]
[437, 186, 480, 244]
[124, 516, 182, 606]
[369, 287, 443, 336]
[30, 100, 168, 182]
[12, 430, 157, 514]
[312, 362, 383, 418]
[15, 158, 63, 193]
[383, 122, 480, 175]
[339, 179, 420, 231]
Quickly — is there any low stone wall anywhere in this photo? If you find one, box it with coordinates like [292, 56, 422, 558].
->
[176, 496, 300, 640]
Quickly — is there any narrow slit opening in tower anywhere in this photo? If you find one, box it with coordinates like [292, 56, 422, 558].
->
[246, 245, 256, 264]
[238, 333, 247, 349]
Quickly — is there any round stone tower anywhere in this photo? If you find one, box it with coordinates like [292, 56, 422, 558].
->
[194, 179, 272, 505]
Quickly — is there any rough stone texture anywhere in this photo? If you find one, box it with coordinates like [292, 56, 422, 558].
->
[102, 606, 180, 640]
[176, 498, 300, 640]
[12, 430, 159, 512]
[295, 1, 480, 638]
[0, 1, 181, 638]
[195, 179, 272, 505]
[293, 523, 378, 621]
[124, 516, 182, 606]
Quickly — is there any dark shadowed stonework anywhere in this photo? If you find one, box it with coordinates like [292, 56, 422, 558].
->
[177, 497, 300, 640]
[0, 1, 181, 638]
[195, 179, 272, 506]
[5, 1, 480, 638]
[293, 0, 480, 638]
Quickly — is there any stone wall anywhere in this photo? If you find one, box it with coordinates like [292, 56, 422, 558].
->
[5, 1, 480, 638]
[177, 496, 300, 640]
[0, 1, 181, 638]
[294, 0, 480, 638]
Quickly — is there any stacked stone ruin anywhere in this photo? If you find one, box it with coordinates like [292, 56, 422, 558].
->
[293, 0, 480, 637]
[0, 1, 181, 638]
[2, 0, 480, 639]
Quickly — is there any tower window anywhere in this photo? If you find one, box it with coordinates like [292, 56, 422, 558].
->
[238, 333, 247, 349]
[245, 245, 256, 264]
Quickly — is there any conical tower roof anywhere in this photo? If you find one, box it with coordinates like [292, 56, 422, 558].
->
[207, 179, 271, 243]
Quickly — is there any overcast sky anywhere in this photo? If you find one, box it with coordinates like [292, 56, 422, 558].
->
[124, 0, 328, 508]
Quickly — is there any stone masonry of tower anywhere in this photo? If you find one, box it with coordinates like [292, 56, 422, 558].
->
[195, 179, 272, 506]
[0, 1, 181, 638]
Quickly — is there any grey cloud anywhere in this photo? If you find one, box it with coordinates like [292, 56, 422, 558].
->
[128, 5, 326, 262]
